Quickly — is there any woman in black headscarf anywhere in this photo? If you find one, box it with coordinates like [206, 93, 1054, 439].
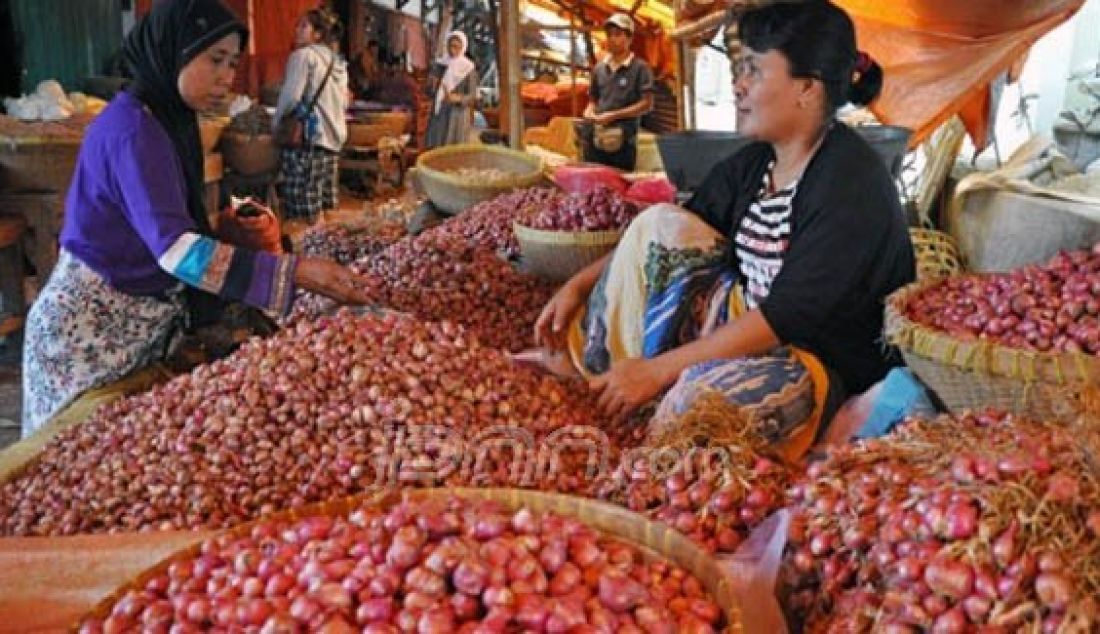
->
[22, 0, 370, 436]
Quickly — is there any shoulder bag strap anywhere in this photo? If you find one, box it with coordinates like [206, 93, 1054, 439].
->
[302, 48, 337, 116]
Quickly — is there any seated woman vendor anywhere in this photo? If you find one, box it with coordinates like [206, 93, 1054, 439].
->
[533, 1, 914, 457]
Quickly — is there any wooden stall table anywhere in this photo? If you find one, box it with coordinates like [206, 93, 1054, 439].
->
[0, 214, 27, 337]
[0, 114, 95, 288]
[0, 192, 64, 285]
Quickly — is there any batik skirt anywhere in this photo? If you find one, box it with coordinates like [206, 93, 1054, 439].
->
[566, 204, 830, 460]
[22, 250, 184, 437]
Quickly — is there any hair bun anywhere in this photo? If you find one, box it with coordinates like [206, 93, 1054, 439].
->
[849, 53, 882, 107]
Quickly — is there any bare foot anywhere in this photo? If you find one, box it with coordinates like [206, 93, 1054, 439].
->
[509, 348, 581, 378]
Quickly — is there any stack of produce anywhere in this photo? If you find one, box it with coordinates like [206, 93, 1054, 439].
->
[520, 186, 641, 232]
[595, 394, 791, 555]
[780, 410, 1099, 632]
[0, 312, 612, 536]
[291, 233, 556, 352]
[78, 494, 727, 633]
[426, 187, 562, 258]
[904, 245, 1100, 353]
[299, 220, 408, 265]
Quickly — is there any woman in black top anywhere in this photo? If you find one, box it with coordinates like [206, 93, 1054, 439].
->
[532, 1, 914, 456]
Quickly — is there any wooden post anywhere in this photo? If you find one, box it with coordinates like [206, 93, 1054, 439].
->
[569, 12, 577, 117]
[499, 0, 523, 148]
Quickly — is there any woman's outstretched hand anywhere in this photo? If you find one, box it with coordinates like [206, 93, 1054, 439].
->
[588, 357, 673, 419]
[534, 283, 585, 350]
[294, 257, 374, 305]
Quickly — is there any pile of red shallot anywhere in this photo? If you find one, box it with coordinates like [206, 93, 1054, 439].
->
[596, 442, 789, 555]
[78, 494, 728, 633]
[300, 221, 407, 265]
[520, 186, 640, 232]
[290, 232, 556, 352]
[905, 244, 1100, 353]
[0, 312, 612, 536]
[430, 187, 562, 257]
[780, 410, 1099, 632]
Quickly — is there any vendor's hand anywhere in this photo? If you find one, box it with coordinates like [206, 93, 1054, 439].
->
[294, 257, 374, 305]
[534, 283, 585, 350]
[589, 357, 672, 419]
[447, 92, 465, 105]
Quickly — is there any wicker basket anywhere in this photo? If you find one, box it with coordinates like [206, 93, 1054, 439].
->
[514, 221, 622, 282]
[416, 144, 543, 214]
[909, 227, 965, 282]
[77, 487, 744, 632]
[884, 279, 1100, 423]
[218, 131, 280, 176]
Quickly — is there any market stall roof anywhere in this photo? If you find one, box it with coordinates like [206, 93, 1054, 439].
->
[673, 0, 1086, 148]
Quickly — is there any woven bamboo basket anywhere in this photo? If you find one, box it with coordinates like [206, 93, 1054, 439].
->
[76, 487, 744, 632]
[909, 227, 965, 282]
[219, 130, 280, 176]
[415, 144, 543, 215]
[514, 221, 622, 282]
[884, 279, 1100, 423]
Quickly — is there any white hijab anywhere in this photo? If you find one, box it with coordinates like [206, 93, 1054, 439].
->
[435, 31, 475, 114]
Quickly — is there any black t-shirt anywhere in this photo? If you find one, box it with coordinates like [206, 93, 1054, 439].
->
[589, 55, 654, 137]
[686, 123, 916, 394]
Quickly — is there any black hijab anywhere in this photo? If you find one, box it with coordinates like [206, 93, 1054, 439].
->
[123, 0, 247, 234]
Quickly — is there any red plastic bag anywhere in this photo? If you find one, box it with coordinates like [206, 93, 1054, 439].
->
[552, 164, 629, 195]
[625, 176, 677, 205]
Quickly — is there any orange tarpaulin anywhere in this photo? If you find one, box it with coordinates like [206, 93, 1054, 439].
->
[680, 0, 1085, 148]
[0, 530, 212, 632]
[835, 0, 1086, 148]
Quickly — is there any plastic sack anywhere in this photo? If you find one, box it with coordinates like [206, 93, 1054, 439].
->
[552, 164, 628, 195]
[854, 368, 937, 439]
[723, 509, 791, 633]
[625, 176, 677, 205]
[216, 197, 283, 254]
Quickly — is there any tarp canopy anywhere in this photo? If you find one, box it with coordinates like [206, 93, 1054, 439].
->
[840, 0, 1085, 148]
[676, 0, 1086, 148]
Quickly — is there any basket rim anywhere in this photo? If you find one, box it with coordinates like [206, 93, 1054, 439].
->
[74, 487, 745, 632]
[416, 143, 542, 192]
[513, 220, 624, 242]
[884, 277, 1100, 385]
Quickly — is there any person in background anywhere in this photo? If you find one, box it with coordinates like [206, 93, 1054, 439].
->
[534, 2, 912, 461]
[350, 40, 380, 99]
[274, 7, 348, 222]
[425, 31, 479, 149]
[22, 0, 370, 437]
[579, 13, 654, 171]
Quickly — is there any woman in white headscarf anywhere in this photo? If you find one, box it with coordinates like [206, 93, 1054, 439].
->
[425, 31, 479, 149]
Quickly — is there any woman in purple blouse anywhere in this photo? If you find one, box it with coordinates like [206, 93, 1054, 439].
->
[21, 0, 371, 436]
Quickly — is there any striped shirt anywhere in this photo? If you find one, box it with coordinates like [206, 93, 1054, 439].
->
[735, 167, 797, 309]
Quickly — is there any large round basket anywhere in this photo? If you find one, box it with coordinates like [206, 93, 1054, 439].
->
[514, 221, 622, 282]
[415, 144, 543, 215]
[77, 487, 744, 632]
[219, 131, 280, 176]
[884, 279, 1100, 423]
